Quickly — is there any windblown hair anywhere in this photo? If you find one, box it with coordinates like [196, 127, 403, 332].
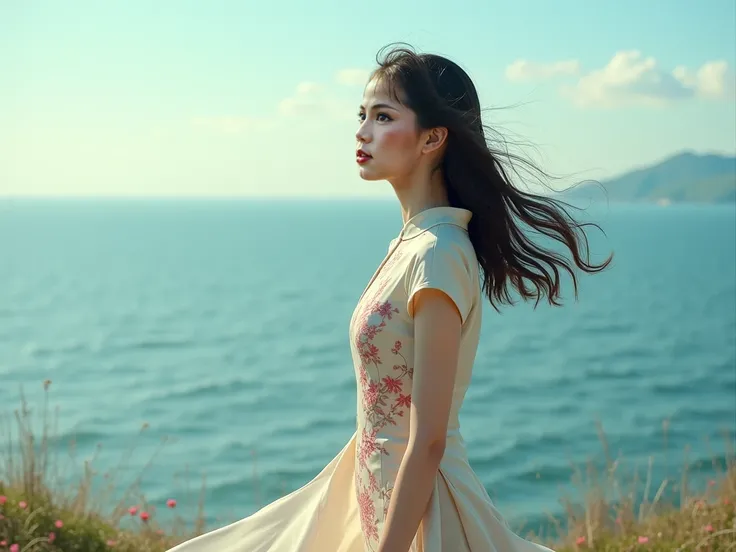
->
[369, 43, 613, 310]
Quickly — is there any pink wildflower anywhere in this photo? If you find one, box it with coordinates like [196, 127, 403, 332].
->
[0, 495, 6, 505]
[140, 511, 150, 522]
[49, 531, 56, 543]
[10, 544, 20, 552]
[128, 505, 138, 516]
[576, 535, 586, 545]
[0, 541, 6, 547]
[167, 498, 177, 508]
[638, 536, 649, 544]
[55, 519, 63, 528]
[704, 524, 714, 532]
[107, 539, 117, 547]
[18, 500, 27, 509]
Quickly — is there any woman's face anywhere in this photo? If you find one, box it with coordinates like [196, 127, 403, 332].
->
[355, 78, 424, 182]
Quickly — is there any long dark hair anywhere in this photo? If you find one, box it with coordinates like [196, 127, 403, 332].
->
[369, 43, 613, 310]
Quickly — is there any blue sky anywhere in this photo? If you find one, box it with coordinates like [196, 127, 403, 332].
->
[1, 0, 735, 197]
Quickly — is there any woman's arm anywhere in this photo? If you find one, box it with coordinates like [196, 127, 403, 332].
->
[376, 287, 463, 552]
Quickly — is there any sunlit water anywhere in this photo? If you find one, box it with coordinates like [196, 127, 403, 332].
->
[1, 198, 734, 532]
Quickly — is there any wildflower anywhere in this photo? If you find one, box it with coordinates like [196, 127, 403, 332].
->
[638, 536, 649, 544]
[0, 541, 6, 547]
[724, 498, 731, 505]
[167, 498, 177, 508]
[10, 544, 20, 552]
[18, 501, 27, 509]
[107, 539, 117, 547]
[576, 535, 586, 545]
[49, 532, 56, 543]
[0, 495, 6, 505]
[128, 506, 139, 516]
[704, 524, 714, 532]
[55, 519, 63, 528]
[140, 511, 150, 522]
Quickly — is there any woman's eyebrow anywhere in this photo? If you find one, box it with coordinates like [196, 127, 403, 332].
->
[359, 103, 399, 111]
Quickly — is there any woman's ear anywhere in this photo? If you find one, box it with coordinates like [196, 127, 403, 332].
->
[422, 127, 448, 155]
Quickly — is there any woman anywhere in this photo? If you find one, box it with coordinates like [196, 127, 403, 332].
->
[168, 44, 611, 552]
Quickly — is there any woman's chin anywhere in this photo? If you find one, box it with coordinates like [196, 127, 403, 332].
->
[357, 167, 382, 181]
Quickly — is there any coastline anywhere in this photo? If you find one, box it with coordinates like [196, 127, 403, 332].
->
[1, 384, 734, 551]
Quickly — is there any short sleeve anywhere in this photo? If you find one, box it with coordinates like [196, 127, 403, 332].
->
[405, 228, 475, 324]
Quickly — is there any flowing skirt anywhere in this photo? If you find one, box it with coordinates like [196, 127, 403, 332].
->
[166, 433, 555, 552]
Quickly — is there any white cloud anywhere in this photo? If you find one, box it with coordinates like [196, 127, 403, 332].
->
[507, 51, 734, 108]
[192, 67, 369, 135]
[673, 60, 731, 100]
[505, 59, 581, 82]
[335, 68, 371, 87]
[278, 81, 327, 116]
[191, 68, 369, 137]
[278, 80, 354, 120]
[562, 50, 696, 108]
[277, 68, 372, 119]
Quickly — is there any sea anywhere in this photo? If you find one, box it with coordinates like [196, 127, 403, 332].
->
[0, 198, 734, 535]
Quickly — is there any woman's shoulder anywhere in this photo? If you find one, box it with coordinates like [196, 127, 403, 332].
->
[402, 222, 477, 270]
[400, 222, 479, 323]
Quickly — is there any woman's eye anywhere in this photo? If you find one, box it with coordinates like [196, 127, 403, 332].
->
[357, 112, 392, 122]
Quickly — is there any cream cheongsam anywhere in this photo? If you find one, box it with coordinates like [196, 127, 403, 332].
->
[167, 207, 554, 552]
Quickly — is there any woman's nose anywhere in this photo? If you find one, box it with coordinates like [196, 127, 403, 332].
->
[355, 122, 370, 144]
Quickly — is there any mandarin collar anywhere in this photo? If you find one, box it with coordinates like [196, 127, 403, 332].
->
[398, 206, 472, 241]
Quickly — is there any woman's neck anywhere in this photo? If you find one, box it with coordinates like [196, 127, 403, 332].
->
[393, 169, 450, 224]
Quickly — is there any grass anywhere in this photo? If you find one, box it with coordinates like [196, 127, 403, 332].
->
[1, 382, 734, 551]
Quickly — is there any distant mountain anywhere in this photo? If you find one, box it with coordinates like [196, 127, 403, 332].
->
[567, 151, 736, 204]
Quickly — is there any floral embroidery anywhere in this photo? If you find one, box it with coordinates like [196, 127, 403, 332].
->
[351, 246, 415, 550]
[356, 487, 379, 542]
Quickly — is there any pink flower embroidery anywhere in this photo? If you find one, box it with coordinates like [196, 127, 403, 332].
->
[354, 310, 412, 546]
[360, 342, 382, 365]
[377, 301, 397, 318]
[352, 246, 413, 549]
[382, 376, 402, 394]
[357, 488, 379, 542]
[396, 394, 412, 408]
